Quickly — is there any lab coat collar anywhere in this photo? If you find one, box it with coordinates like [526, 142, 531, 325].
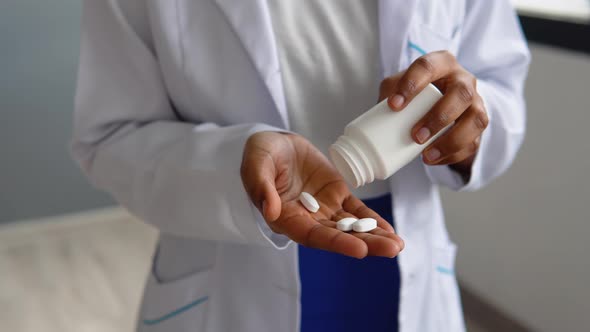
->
[215, 0, 419, 126]
[214, 0, 289, 128]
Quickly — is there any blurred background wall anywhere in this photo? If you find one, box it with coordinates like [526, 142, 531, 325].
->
[443, 44, 590, 332]
[0, 0, 588, 331]
[0, 0, 112, 224]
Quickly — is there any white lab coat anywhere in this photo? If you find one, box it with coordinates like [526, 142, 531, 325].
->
[72, 0, 530, 331]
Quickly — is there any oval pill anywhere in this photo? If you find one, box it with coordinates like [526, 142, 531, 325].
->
[352, 218, 377, 233]
[299, 192, 320, 213]
[336, 217, 358, 232]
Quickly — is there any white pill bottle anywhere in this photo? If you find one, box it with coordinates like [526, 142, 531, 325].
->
[329, 84, 444, 188]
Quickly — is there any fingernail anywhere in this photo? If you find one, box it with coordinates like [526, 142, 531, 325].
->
[390, 95, 405, 109]
[416, 127, 431, 144]
[425, 148, 441, 162]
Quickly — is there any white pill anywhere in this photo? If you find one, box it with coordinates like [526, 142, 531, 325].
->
[352, 218, 377, 233]
[299, 192, 320, 213]
[336, 217, 358, 232]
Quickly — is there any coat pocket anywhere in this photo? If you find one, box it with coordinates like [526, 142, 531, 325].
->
[433, 242, 466, 332]
[137, 268, 212, 331]
[406, 21, 461, 64]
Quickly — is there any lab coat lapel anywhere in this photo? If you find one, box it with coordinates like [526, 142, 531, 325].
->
[378, 0, 419, 76]
[214, 0, 420, 127]
[214, 0, 289, 128]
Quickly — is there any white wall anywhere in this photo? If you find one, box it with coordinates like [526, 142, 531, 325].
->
[0, 0, 113, 223]
[443, 44, 590, 332]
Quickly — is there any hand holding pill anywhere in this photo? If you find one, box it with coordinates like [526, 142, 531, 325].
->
[299, 195, 376, 233]
[242, 131, 404, 259]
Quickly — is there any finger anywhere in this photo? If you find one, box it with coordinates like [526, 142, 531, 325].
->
[261, 182, 282, 222]
[378, 71, 404, 102]
[387, 51, 458, 110]
[277, 215, 368, 259]
[430, 136, 481, 166]
[333, 209, 403, 258]
[369, 228, 405, 252]
[240, 149, 282, 222]
[352, 221, 405, 256]
[352, 231, 404, 258]
[423, 101, 488, 164]
[341, 196, 395, 234]
[411, 74, 478, 144]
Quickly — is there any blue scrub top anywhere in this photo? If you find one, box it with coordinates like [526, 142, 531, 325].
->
[298, 193, 400, 332]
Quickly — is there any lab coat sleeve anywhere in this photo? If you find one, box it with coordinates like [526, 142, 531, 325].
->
[71, 0, 290, 248]
[425, 0, 531, 191]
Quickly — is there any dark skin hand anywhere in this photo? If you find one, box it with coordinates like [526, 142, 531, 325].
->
[379, 51, 489, 178]
[241, 131, 405, 259]
[240, 51, 483, 258]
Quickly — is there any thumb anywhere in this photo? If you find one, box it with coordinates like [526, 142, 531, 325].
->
[241, 149, 282, 223]
[261, 180, 281, 222]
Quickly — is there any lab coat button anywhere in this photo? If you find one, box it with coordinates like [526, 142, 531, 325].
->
[404, 272, 416, 283]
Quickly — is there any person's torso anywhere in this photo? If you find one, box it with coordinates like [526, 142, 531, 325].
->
[267, 0, 389, 199]
[132, 1, 468, 331]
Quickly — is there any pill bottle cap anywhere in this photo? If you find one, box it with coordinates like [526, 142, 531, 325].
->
[329, 135, 375, 188]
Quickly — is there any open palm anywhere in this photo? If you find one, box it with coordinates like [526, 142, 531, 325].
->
[241, 131, 404, 258]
